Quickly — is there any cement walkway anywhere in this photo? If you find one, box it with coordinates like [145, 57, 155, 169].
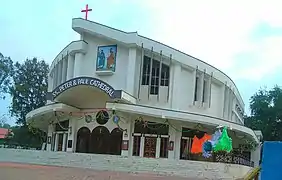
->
[0, 162, 204, 180]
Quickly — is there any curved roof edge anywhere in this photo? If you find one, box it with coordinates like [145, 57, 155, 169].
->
[51, 18, 244, 108]
[71, 18, 245, 108]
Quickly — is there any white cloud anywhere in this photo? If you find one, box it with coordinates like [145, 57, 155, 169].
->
[137, 0, 282, 81]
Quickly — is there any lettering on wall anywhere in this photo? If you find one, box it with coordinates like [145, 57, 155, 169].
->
[52, 77, 116, 99]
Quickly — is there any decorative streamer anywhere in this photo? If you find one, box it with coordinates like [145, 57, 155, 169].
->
[49, 109, 239, 154]
[213, 127, 233, 153]
[202, 141, 213, 158]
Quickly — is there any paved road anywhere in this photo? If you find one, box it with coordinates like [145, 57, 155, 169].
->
[0, 162, 204, 180]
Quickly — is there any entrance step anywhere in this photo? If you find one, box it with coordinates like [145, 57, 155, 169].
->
[0, 148, 252, 180]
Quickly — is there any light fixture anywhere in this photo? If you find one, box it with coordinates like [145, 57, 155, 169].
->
[124, 129, 128, 137]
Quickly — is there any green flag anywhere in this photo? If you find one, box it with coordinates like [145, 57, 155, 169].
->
[213, 127, 232, 152]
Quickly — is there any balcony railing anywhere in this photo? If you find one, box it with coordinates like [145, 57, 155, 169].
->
[181, 152, 254, 167]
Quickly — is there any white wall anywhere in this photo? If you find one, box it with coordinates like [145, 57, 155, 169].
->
[48, 32, 245, 124]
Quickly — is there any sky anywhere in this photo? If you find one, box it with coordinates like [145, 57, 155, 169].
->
[1, 0, 282, 125]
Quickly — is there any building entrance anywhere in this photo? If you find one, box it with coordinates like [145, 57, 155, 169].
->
[76, 127, 91, 153]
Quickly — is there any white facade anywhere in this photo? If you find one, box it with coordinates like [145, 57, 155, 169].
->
[26, 18, 261, 166]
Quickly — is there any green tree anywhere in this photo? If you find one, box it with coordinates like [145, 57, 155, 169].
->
[0, 53, 14, 99]
[245, 86, 282, 141]
[9, 58, 49, 125]
[9, 58, 49, 147]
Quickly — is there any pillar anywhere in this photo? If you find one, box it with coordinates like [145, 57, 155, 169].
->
[46, 124, 54, 151]
[62, 57, 67, 83]
[156, 137, 161, 158]
[121, 120, 133, 157]
[168, 122, 181, 160]
[73, 53, 84, 77]
[54, 133, 59, 151]
[139, 136, 145, 157]
[126, 48, 137, 95]
[66, 54, 75, 80]
[221, 85, 227, 118]
[171, 63, 181, 109]
[251, 143, 262, 167]
[62, 133, 67, 152]
[53, 65, 58, 87]
[58, 61, 63, 84]
[67, 118, 77, 152]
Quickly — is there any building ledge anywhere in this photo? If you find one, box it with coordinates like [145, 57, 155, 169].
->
[95, 70, 114, 76]
[106, 102, 259, 144]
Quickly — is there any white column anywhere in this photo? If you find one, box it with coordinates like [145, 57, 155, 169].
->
[54, 133, 59, 151]
[156, 137, 161, 158]
[53, 65, 58, 87]
[46, 124, 54, 151]
[47, 74, 53, 105]
[126, 48, 137, 96]
[168, 123, 181, 160]
[73, 53, 84, 77]
[221, 85, 227, 118]
[62, 58, 67, 83]
[67, 118, 77, 152]
[139, 136, 145, 157]
[121, 120, 133, 157]
[57, 61, 63, 84]
[47, 75, 53, 92]
[171, 63, 181, 109]
[62, 133, 67, 152]
[251, 143, 262, 167]
[67, 55, 75, 80]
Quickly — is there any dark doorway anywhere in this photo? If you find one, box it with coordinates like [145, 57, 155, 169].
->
[76, 127, 91, 153]
[109, 128, 122, 155]
[57, 134, 64, 151]
[91, 126, 110, 154]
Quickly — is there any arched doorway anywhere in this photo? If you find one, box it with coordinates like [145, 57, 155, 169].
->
[109, 128, 123, 155]
[90, 126, 110, 154]
[76, 127, 91, 153]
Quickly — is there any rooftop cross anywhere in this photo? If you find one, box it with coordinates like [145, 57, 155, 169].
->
[81, 4, 92, 20]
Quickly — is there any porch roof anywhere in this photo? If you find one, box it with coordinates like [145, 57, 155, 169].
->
[26, 103, 80, 131]
[106, 102, 259, 144]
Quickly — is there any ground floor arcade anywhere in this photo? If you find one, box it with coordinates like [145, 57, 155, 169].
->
[26, 76, 261, 167]
[27, 102, 261, 167]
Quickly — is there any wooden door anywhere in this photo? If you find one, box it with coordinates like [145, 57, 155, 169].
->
[144, 137, 157, 158]
[57, 134, 63, 151]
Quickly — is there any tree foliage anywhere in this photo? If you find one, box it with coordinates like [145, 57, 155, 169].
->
[245, 86, 282, 141]
[0, 53, 14, 99]
[8, 58, 49, 147]
[9, 58, 49, 125]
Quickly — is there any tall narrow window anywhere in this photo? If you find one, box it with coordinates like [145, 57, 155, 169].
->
[150, 60, 160, 95]
[161, 64, 169, 86]
[141, 56, 150, 85]
[141, 55, 170, 95]
[202, 80, 207, 102]
[194, 77, 199, 101]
